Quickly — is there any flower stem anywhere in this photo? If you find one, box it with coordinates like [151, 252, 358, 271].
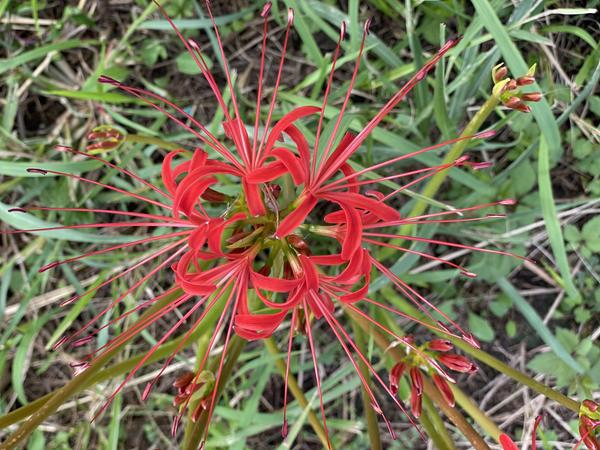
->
[451, 385, 502, 440]
[124, 134, 180, 150]
[421, 395, 457, 450]
[264, 336, 333, 450]
[350, 318, 382, 450]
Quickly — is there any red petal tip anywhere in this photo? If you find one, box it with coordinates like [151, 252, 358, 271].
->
[339, 21, 346, 39]
[55, 145, 74, 152]
[26, 168, 47, 175]
[142, 382, 152, 401]
[8, 207, 26, 213]
[39, 261, 59, 273]
[476, 129, 496, 139]
[188, 38, 200, 50]
[98, 75, 118, 84]
[261, 2, 272, 17]
[462, 271, 477, 278]
[363, 18, 372, 34]
[499, 199, 517, 205]
[287, 8, 294, 25]
[51, 335, 69, 350]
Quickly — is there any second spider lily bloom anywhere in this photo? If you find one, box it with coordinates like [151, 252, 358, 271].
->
[388, 337, 478, 416]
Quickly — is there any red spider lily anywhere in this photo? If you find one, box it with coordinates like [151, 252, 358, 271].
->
[2, 1, 529, 446]
[388, 337, 477, 417]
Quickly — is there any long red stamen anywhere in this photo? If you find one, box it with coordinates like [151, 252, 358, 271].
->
[302, 297, 332, 449]
[142, 279, 236, 401]
[250, 2, 272, 166]
[203, 0, 250, 166]
[255, 8, 295, 165]
[98, 76, 242, 169]
[313, 292, 397, 439]
[370, 256, 470, 340]
[64, 241, 188, 347]
[55, 145, 170, 199]
[310, 21, 346, 182]
[22, 206, 188, 224]
[314, 38, 462, 186]
[92, 291, 199, 421]
[364, 232, 527, 261]
[282, 308, 297, 438]
[39, 230, 192, 273]
[60, 240, 185, 308]
[312, 20, 370, 188]
[319, 130, 494, 193]
[152, 0, 232, 121]
[24, 167, 172, 210]
[363, 238, 476, 277]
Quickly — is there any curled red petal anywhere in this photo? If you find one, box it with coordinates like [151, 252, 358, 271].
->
[275, 194, 317, 238]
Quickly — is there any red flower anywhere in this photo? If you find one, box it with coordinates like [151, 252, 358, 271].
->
[3, 1, 527, 445]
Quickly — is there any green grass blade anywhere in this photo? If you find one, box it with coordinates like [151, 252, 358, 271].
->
[0, 40, 97, 75]
[497, 277, 584, 373]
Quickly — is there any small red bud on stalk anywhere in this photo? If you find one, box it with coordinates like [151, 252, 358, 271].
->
[389, 362, 406, 395]
[438, 353, 478, 373]
[432, 374, 455, 407]
[493, 65, 508, 82]
[516, 75, 535, 86]
[521, 92, 542, 102]
[428, 339, 453, 352]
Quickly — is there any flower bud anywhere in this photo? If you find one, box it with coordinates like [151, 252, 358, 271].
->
[493, 65, 508, 82]
[409, 367, 423, 395]
[521, 92, 542, 102]
[432, 374, 455, 407]
[438, 353, 478, 373]
[516, 75, 535, 86]
[389, 362, 406, 395]
[428, 339, 453, 352]
[410, 386, 422, 418]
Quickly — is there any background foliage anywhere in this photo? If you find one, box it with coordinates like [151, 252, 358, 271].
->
[0, 0, 598, 448]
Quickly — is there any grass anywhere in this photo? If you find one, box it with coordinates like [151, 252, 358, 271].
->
[0, 1, 599, 449]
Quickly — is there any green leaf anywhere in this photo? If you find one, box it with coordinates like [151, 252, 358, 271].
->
[176, 51, 212, 75]
[506, 320, 517, 338]
[498, 277, 584, 373]
[468, 313, 495, 342]
[538, 138, 581, 301]
[0, 40, 97, 75]
[582, 216, 600, 251]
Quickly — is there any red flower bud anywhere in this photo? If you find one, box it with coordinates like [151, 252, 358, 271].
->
[410, 386, 422, 418]
[438, 353, 478, 373]
[494, 66, 508, 82]
[428, 339, 453, 352]
[521, 92, 542, 102]
[516, 75, 535, 86]
[389, 362, 405, 395]
[432, 374, 455, 407]
[409, 367, 423, 395]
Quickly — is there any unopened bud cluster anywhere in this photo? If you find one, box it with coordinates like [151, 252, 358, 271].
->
[492, 63, 542, 113]
[389, 337, 477, 418]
